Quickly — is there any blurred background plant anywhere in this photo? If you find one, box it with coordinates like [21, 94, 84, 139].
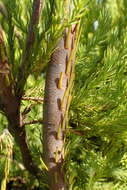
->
[0, 129, 13, 190]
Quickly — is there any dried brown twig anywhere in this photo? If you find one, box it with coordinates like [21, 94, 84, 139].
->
[22, 96, 43, 102]
[23, 119, 43, 126]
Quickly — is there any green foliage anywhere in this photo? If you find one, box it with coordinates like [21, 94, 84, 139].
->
[65, 0, 127, 189]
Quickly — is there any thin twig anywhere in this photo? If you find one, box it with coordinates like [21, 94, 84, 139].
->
[23, 119, 43, 126]
[68, 129, 86, 136]
[22, 96, 43, 102]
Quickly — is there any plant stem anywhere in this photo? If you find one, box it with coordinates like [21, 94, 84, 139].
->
[16, 0, 43, 97]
